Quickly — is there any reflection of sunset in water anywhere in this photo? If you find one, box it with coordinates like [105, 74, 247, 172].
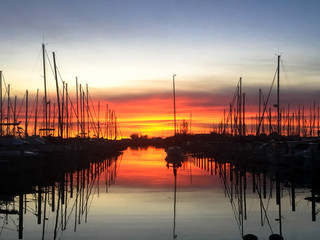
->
[108, 147, 220, 189]
[1, 147, 320, 240]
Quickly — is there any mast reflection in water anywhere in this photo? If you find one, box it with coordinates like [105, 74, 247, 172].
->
[192, 152, 320, 239]
[1, 147, 320, 240]
[165, 147, 184, 239]
[0, 153, 120, 239]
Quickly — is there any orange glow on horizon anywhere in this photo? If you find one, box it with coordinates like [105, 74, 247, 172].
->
[3, 87, 318, 138]
[109, 96, 224, 137]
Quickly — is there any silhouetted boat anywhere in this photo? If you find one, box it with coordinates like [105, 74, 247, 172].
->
[166, 74, 183, 162]
[166, 146, 183, 163]
[0, 136, 38, 159]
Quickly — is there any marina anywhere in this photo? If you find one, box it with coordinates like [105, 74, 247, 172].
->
[1, 1, 320, 239]
[1, 49, 320, 239]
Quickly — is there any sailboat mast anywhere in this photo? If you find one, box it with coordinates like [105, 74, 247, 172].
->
[0, 71, 2, 136]
[106, 104, 109, 139]
[13, 95, 17, 135]
[48, 101, 51, 133]
[258, 89, 261, 134]
[42, 44, 48, 136]
[0, 71, 3, 136]
[230, 103, 233, 135]
[277, 55, 280, 135]
[34, 89, 39, 135]
[53, 52, 62, 138]
[98, 101, 100, 139]
[25, 90, 28, 138]
[82, 89, 85, 137]
[62, 81, 65, 137]
[80, 84, 83, 136]
[287, 103, 290, 136]
[76, 77, 79, 136]
[190, 112, 192, 134]
[243, 92, 245, 135]
[83, 89, 85, 137]
[173, 74, 177, 136]
[66, 83, 69, 138]
[86, 84, 89, 138]
[239, 77, 242, 136]
[7, 84, 10, 135]
[115, 113, 117, 140]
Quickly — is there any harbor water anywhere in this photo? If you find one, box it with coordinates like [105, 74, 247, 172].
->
[1, 146, 320, 239]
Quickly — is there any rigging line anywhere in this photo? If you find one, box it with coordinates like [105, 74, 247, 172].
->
[87, 93, 99, 136]
[27, 93, 37, 123]
[16, 93, 26, 121]
[0, 81, 13, 120]
[0, 225, 18, 232]
[262, 91, 267, 108]
[57, 174, 86, 226]
[48, 79, 84, 136]
[65, 87, 82, 134]
[280, 57, 292, 93]
[8, 95, 15, 121]
[25, 205, 37, 215]
[118, 125, 123, 138]
[224, 82, 241, 127]
[85, 170, 98, 203]
[55, 180, 76, 236]
[8, 215, 19, 229]
[57, 65, 65, 85]
[45, 49, 68, 106]
[220, 173, 240, 219]
[254, 176, 274, 233]
[222, 79, 241, 128]
[44, 47, 56, 101]
[115, 116, 121, 139]
[1, 74, 9, 104]
[256, 67, 278, 134]
[76, 169, 99, 225]
[54, 60, 80, 134]
[57, 185, 83, 240]
[88, 104, 98, 137]
[114, 154, 123, 176]
[85, 174, 100, 218]
[218, 166, 242, 226]
[0, 217, 6, 236]
[220, 172, 242, 235]
[264, 179, 274, 222]
[44, 47, 54, 79]
[88, 92, 99, 127]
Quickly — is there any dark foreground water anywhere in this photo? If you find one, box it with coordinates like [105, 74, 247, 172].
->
[1, 147, 320, 239]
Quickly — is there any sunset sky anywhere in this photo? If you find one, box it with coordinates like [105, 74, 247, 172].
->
[1, 0, 320, 137]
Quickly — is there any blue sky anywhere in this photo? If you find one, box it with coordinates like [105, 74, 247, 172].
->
[1, 0, 320, 113]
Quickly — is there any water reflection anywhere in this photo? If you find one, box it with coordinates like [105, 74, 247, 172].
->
[0, 153, 121, 239]
[192, 153, 320, 239]
[165, 147, 184, 239]
[1, 147, 320, 239]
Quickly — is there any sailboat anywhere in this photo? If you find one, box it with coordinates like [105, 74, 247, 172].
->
[166, 146, 183, 163]
[166, 74, 183, 161]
